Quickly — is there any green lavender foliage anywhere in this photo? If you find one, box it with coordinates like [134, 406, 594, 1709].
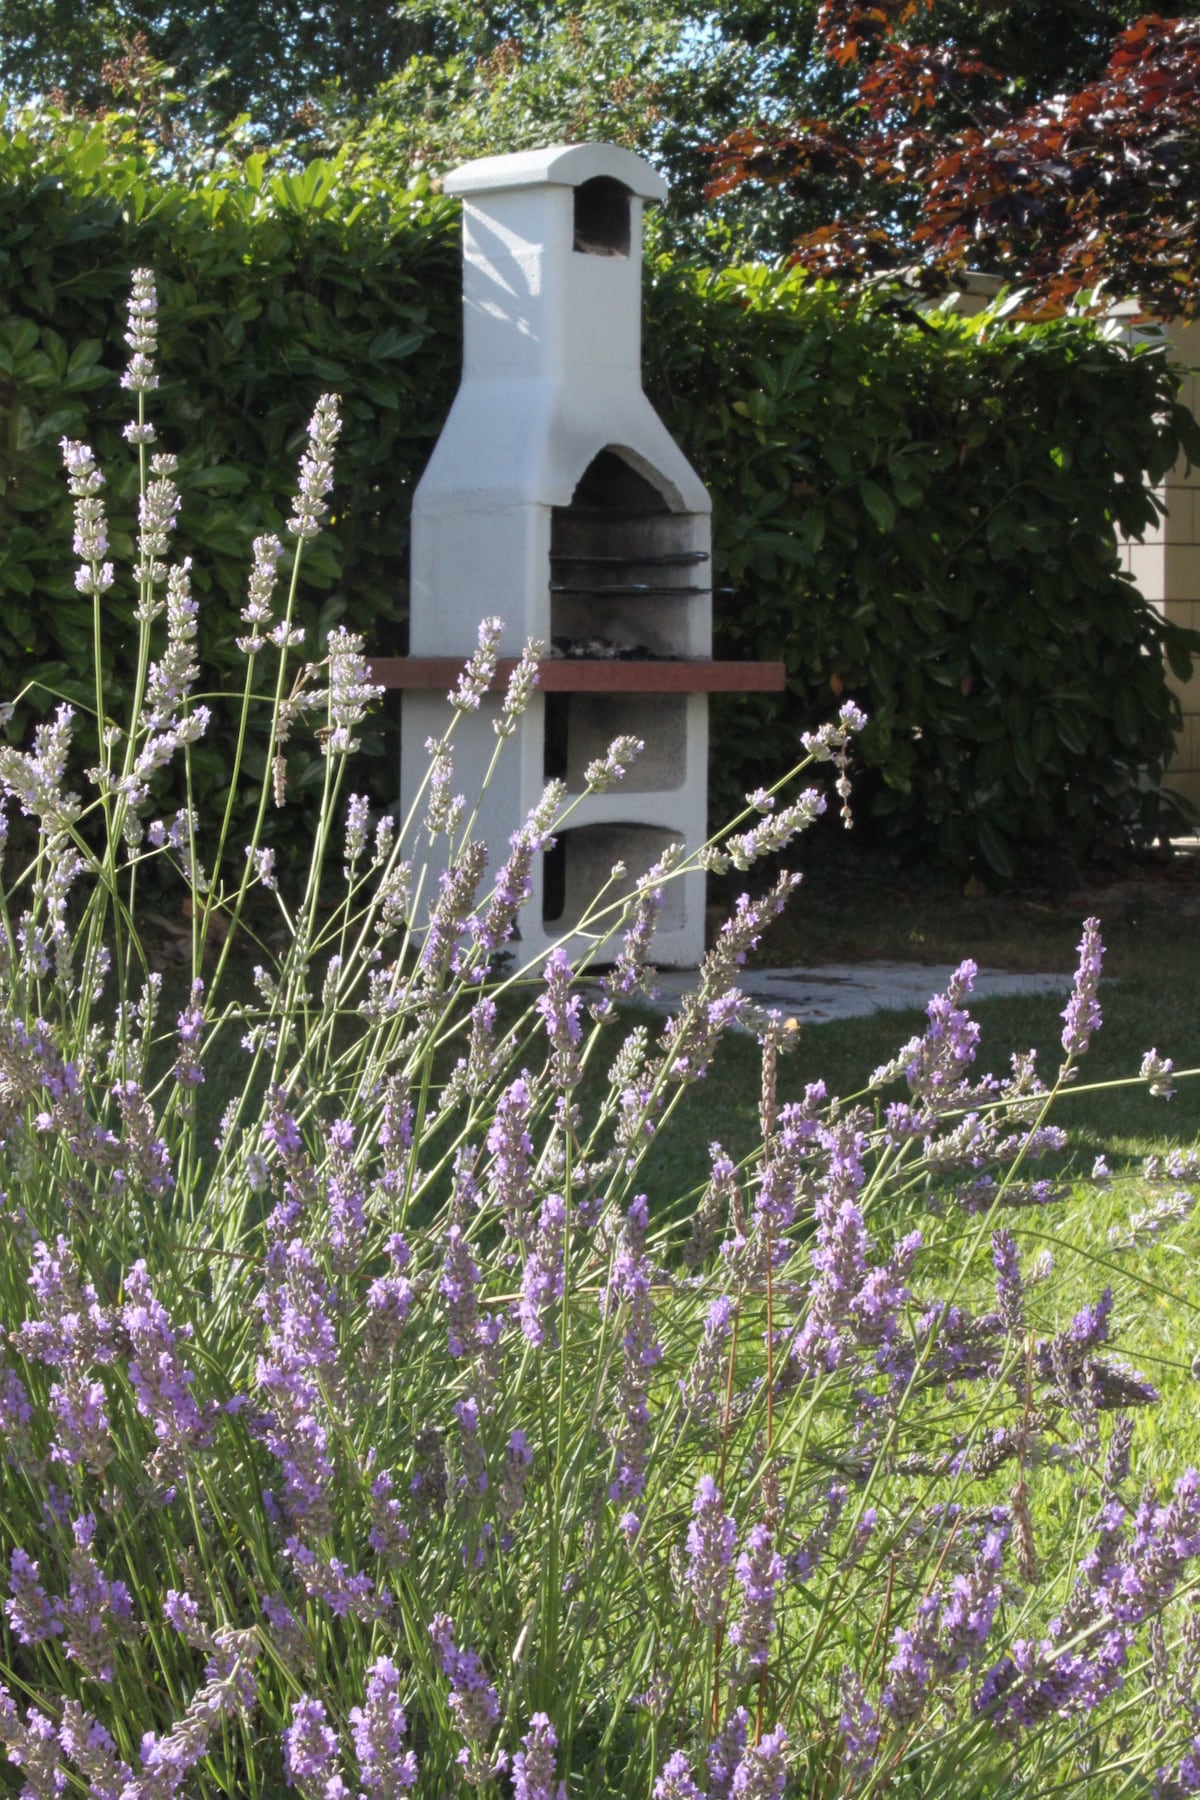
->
[1, 113, 1198, 874]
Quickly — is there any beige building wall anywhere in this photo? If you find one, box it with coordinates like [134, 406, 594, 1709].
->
[1119, 318, 1200, 816]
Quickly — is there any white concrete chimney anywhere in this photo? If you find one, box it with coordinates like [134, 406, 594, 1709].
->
[400, 142, 713, 966]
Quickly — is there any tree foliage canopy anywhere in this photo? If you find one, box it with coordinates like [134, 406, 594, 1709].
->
[7, 0, 1200, 265]
[0, 0, 431, 135]
[709, 0, 1200, 314]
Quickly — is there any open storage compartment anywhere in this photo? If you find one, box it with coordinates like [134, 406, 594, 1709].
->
[544, 691, 688, 793]
[541, 823, 686, 935]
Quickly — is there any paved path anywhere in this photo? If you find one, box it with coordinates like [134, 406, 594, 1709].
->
[619, 961, 1069, 1026]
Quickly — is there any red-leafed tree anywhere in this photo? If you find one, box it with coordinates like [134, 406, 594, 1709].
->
[709, 1, 1200, 316]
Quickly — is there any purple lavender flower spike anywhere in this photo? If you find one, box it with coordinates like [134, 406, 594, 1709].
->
[284, 1536, 390, 1622]
[707, 1707, 749, 1800]
[729, 1726, 789, 1799]
[839, 1668, 880, 1788]
[789, 1128, 919, 1376]
[122, 267, 158, 394]
[486, 1074, 535, 1244]
[163, 1588, 207, 1648]
[685, 1474, 736, 1626]
[15, 1235, 116, 1475]
[379, 1078, 413, 1178]
[1140, 1048, 1176, 1098]
[716, 785, 825, 873]
[0, 1688, 66, 1798]
[255, 1217, 341, 1534]
[344, 791, 371, 870]
[60, 438, 114, 602]
[325, 1117, 366, 1268]
[497, 1429, 534, 1528]
[992, 1230, 1024, 1335]
[366, 1236, 413, 1354]
[0, 1366, 33, 1461]
[6, 1550, 62, 1646]
[790, 1483, 848, 1581]
[730, 1522, 785, 1669]
[0, 703, 81, 834]
[657, 877, 799, 1083]
[511, 1713, 566, 1800]
[473, 786, 562, 955]
[596, 846, 679, 1013]
[262, 1592, 308, 1666]
[605, 1195, 662, 1502]
[441, 1225, 482, 1360]
[1068, 1287, 1114, 1352]
[584, 733, 643, 792]
[519, 1194, 566, 1348]
[882, 1523, 1008, 1730]
[449, 616, 502, 712]
[319, 625, 384, 757]
[419, 842, 489, 984]
[654, 1751, 704, 1799]
[237, 532, 283, 653]
[137, 1626, 258, 1792]
[113, 1080, 174, 1196]
[428, 1615, 502, 1782]
[264, 1086, 318, 1205]
[49, 1373, 114, 1477]
[367, 1467, 411, 1563]
[59, 1513, 135, 1683]
[494, 638, 542, 738]
[173, 979, 205, 1097]
[121, 1259, 213, 1480]
[127, 564, 211, 810]
[681, 1292, 735, 1413]
[890, 960, 982, 1103]
[350, 1656, 418, 1794]
[454, 1394, 489, 1500]
[288, 395, 341, 541]
[937, 1525, 1008, 1670]
[57, 1699, 133, 1799]
[283, 1695, 342, 1794]
[0, 1017, 117, 1163]
[536, 948, 582, 1088]
[1061, 917, 1103, 1062]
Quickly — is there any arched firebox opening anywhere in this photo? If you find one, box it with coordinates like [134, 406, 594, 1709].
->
[541, 447, 709, 929]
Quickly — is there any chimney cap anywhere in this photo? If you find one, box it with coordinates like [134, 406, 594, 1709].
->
[443, 141, 667, 203]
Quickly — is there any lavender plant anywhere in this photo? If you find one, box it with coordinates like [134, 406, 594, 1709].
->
[2, 274, 1200, 1800]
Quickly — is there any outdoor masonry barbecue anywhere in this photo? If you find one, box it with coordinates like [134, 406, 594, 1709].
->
[371, 141, 784, 966]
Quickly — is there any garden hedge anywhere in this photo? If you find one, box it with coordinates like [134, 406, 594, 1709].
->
[2, 113, 1197, 874]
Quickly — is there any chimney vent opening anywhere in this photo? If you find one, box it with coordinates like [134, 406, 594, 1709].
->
[573, 176, 632, 257]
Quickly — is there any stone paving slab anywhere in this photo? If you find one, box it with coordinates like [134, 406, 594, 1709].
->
[617, 961, 1070, 1026]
